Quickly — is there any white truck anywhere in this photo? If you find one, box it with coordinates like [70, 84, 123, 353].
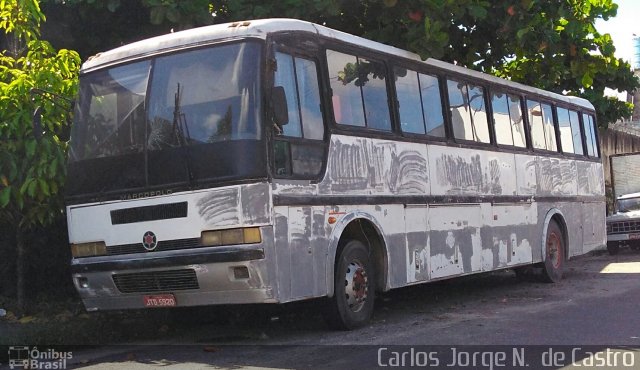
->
[606, 153, 640, 254]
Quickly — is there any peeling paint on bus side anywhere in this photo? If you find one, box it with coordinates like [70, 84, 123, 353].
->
[516, 154, 537, 195]
[317, 136, 429, 195]
[269, 134, 603, 302]
[536, 157, 577, 195]
[577, 161, 605, 196]
[428, 146, 517, 196]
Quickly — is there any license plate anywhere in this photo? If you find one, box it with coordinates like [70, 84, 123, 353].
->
[630, 233, 640, 240]
[143, 294, 176, 307]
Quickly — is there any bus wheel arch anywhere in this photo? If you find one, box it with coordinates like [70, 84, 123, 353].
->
[324, 215, 388, 329]
[541, 209, 569, 283]
[326, 215, 389, 298]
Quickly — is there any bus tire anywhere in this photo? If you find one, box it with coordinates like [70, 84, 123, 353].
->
[541, 220, 564, 283]
[324, 240, 375, 330]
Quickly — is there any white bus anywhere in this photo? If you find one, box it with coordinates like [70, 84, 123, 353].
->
[66, 19, 606, 329]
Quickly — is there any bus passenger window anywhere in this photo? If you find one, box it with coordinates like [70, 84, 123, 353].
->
[569, 109, 584, 155]
[327, 50, 365, 127]
[493, 92, 526, 148]
[492, 92, 513, 146]
[509, 95, 526, 147]
[448, 79, 489, 143]
[395, 68, 445, 137]
[327, 50, 391, 131]
[527, 100, 547, 150]
[419, 74, 445, 137]
[541, 103, 557, 151]
[557, 107, 584, 155]
[395, 68, 425, 134]
[583, 113, 599, 157]
[448, 79, 467, 140]
[360, 57, 391, 131]
[467, 84, 489, 143]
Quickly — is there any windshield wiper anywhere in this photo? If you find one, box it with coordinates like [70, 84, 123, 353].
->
[173, 83, 195, 185]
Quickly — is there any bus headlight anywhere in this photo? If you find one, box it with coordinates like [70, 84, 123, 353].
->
[201, 227, 261, 246]
[71, 242, 107, 258]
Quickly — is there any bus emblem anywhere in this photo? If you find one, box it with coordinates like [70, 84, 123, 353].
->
[142, 231, 158, 251]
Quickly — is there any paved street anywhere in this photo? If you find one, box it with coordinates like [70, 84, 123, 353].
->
[5, 249, 640, 369]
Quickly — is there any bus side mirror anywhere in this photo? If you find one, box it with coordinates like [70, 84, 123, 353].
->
[272, 86, 289, 126]
[32, 106, 43, 141]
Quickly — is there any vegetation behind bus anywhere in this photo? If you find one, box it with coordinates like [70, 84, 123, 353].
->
[42, 0, 639, 127]
[0, 0, 80, 312]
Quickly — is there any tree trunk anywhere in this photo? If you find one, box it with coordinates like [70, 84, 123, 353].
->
[16, 228, 26, 314]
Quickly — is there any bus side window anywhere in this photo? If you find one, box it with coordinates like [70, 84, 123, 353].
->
[273, 51, 325, 178]
[557, 107, 584, 155]
[492, 92, 513, 146]
[541, 103, 557, 151]
[509, 94, 526, 147]
[395, 67, 425, 134]
[327, 50, 391, 131]
[569, 109, 584, 155]
[493, 92, 526, 148]
[394, 68, 445, 137]
[582, 113, 599, 157]
[420, 74, 445, 137]
[447, 79, 490, 143]
[527, 99, 547, 150]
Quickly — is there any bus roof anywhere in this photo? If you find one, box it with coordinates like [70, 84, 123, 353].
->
[82, 18, 594, 111]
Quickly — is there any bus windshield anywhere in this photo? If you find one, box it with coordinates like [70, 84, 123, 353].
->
[618, 197, 640, 213]
[67, 41, 264, 198]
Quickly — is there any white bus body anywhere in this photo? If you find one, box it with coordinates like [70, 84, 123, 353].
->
[67, 19, 605, 329]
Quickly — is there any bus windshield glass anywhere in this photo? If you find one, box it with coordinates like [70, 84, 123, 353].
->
[618, 197, 640, 213]
[67, 41, 264, 198]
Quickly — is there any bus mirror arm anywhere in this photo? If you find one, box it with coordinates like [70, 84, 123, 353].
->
[272, 86, 289, 126]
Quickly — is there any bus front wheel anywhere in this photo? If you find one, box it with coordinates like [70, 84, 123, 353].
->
[324, 239, 375, 330]
[541, 220, 564, 283]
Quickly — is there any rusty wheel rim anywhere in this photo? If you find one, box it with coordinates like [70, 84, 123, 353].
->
[344, 260, 368, 313]
[547, 231, 562, 269]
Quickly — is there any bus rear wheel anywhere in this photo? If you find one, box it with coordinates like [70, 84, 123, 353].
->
[541, 220, 564, 283]
[324, 240, 375, 330]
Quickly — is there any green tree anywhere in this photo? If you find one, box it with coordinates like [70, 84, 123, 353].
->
[218, 0, 637, 127]
[0, 0, 80, 311]
[40, 0, 215, 59]
[43, 0, 637, 126]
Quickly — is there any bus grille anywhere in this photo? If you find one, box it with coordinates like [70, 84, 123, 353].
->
[106, 238, 201, 255]
[607, 221, 640, 234]
[112, 269, 199, 293]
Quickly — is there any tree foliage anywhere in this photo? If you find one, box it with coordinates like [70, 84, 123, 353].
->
[40, 0, 637, 127]
[40, 0, 215, 58]
[0, 0, 80, 310]
[0, 0, 80, 230]
[216, 0, 637, 127]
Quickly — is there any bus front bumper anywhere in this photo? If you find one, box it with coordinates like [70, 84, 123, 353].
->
[71, 246, 277, 311]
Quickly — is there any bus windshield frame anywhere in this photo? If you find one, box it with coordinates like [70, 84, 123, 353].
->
[67, 40, 266, 201]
